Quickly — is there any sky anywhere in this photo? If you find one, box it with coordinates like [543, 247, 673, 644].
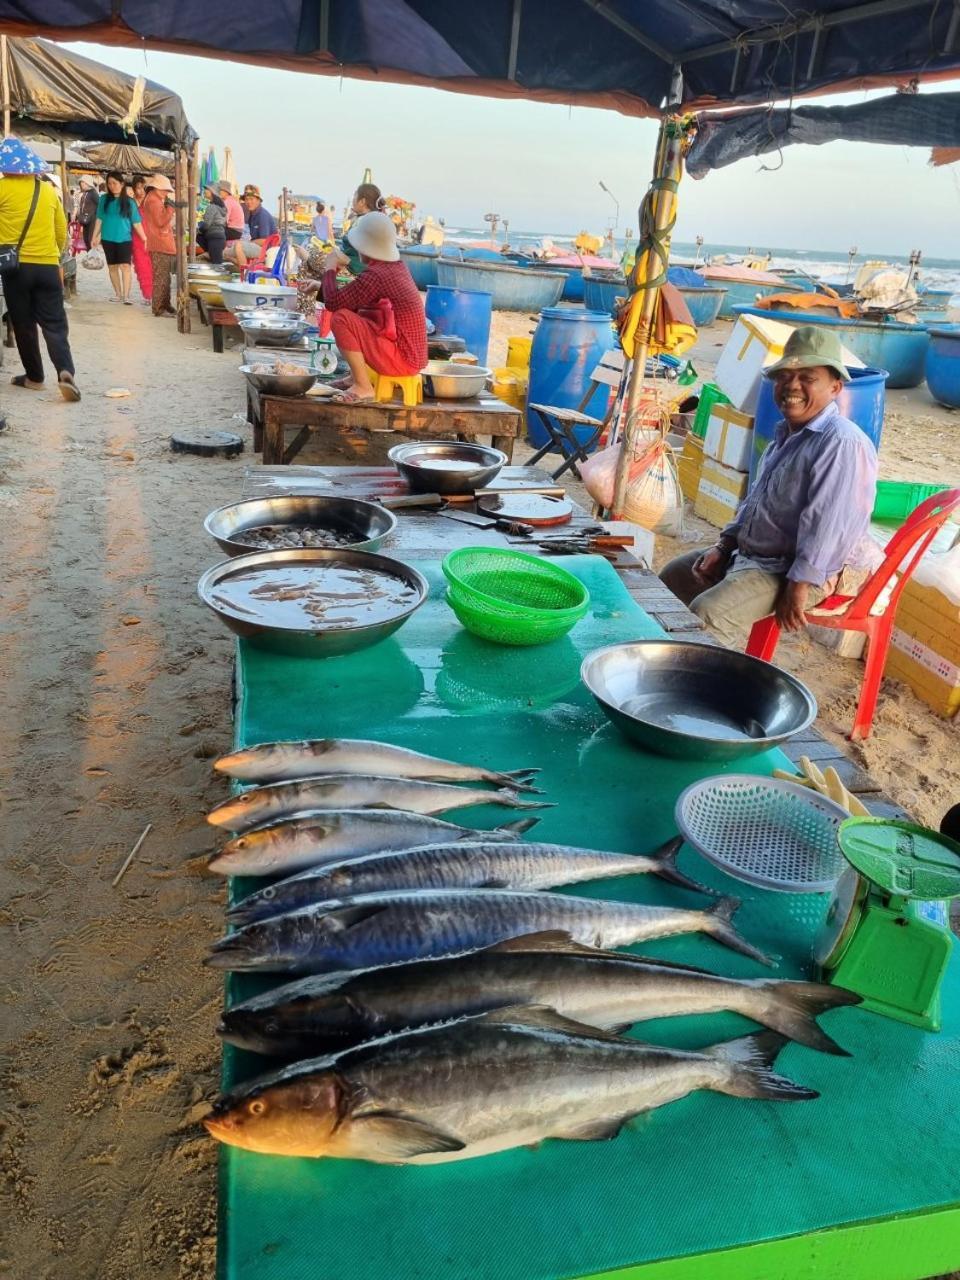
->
[63, 39, 960, 259]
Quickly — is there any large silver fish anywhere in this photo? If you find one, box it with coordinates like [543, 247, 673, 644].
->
[207, 776, 550, 833]
[214, 738, 540, 789]
[207, 887, 770, 973]
[218, 933, 860, 1058]
[207, 811, 538, 878]
[204, 1008, 817, 1162]
[226, 836, 711, 926]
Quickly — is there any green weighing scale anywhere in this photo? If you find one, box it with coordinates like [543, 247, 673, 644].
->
[815, 818, 960, 1032]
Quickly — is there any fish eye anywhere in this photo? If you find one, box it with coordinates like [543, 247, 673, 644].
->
[248, 1098, 267, 1116]
[263, 887, 275, 899]
[264, 1020, 279, 1035]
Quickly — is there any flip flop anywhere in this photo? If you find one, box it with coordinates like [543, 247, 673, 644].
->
[11, 375, 43, 390]
[58, 373, 81, 403]
[332, 389, 376, 404]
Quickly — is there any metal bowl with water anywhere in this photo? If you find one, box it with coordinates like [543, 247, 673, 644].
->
[204, 495, 397, 557]
[198, 548, 428, 658]
[580, 640, 817, 761]
[422, 361, 491, 400]
[388, 440, 506, 495]
[239, 364, 318, 397]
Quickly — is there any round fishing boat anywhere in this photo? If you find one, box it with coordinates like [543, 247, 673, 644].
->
[436, 257, 564, 311]
[677, 285, 726, 328]
[399, 244, 440, 290]
[925, 328, 960, 408]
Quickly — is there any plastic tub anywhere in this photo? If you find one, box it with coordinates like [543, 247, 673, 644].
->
[873, 480, 952, 523]
[425, 285, 493, 366]
[526, 307, 615, 449]
[749, 366, 889, 484]
[925, 327, 960, 408]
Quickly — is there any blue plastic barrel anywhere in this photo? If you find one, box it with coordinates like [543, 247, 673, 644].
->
[749, 366, 889, 484]
[425, 285, 493, 366]
[926, 327, 960, 408]
[526, 307, 615, 449]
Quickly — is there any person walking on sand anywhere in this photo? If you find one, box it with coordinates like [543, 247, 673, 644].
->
[75, 176, 99, 252]
[129, 174, 154, 305]
[0, 137, 80, 402]
[140, 174, 177, 317]
[91, 170, 148, 304]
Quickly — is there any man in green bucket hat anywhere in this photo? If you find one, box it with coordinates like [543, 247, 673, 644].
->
[661, 325, 880, 645]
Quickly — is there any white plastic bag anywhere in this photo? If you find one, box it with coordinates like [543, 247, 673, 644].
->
[81, 247, 104, 271]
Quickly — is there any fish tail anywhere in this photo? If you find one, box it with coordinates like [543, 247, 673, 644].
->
[493, 817, 541, 837]
[499, 790, 555, 810]
[648, 836, 721, 895]
[487, 768, 543, 793]
[753, 980, 862, 1056]
[703, 898, 773, 966]
[706, 1031, 819, 1101]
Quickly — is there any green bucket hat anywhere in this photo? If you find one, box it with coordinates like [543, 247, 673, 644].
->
[764, 324, 850, 382]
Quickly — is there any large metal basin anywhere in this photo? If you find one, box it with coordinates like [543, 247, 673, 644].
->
[204, 495, 397, 557]
[581, 640, 817, 761]
[198, 548, 428, 658]
[388, 440, 506, 494]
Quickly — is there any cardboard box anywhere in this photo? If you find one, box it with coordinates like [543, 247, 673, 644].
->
[885, 578, 960, 718]
[694, 456, 749, 529]
[704, 403, 755, 472]
[714, 314, 863, 414]
[676, 433, 704, 503]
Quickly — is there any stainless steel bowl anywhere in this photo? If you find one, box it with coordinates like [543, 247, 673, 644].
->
[198, 548, 428, 658]
[422, 361, 491, 399]
[204, 495, 398, 557]
[581, 640, 817, 761]
[388, 440, 507, 495]
[188, 263, 236, 279]
[241, 323, 308, 347]
[239, 364, 318, 397]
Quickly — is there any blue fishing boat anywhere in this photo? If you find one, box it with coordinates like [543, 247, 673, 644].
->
[582, 274, 628, 316]
[711, 278, 803, 318]
[678, 286, 726, 327]
[435, 257, 564, 311]
[734, 305, 932, 389]
[925, 327, 960, 407]
[917, 287, 954, 313]
[399, 244, 440, 290]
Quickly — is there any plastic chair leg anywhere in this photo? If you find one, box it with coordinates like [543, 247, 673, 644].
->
[746, 616, 782, 662]
[849, 620, 891, 741]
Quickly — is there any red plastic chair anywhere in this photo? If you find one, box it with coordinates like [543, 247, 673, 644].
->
[745, 488, 960, 741]
[240, 233, 281, 281]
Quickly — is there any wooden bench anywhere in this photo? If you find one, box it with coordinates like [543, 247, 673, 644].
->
[256, 392, 524, 466]
[198, 297, 241, 353]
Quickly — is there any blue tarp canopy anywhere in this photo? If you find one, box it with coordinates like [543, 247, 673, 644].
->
[2, 2, 960, 118]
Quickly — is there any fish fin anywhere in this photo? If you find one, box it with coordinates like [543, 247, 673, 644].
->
[497, 790, 555, 810]
[553, 1115, 631, 1142]
[483, 931, 606, 956]
[492, 817, 540, 837]
[707, 1031, 819, 1102]
[347, 1111, 465, 1160]
[704, 898, 774, 966]
[648, 836, 721, 896]
[753, 980, 862, 1056]
[477, 1003, 629, 1042]
[325, 902, 390, 930]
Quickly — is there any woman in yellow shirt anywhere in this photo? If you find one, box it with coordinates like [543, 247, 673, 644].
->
[0, 137, 80, 401]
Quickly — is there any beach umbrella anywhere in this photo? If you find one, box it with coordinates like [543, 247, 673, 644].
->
[222, 145, 237, 194]
[207, 147, 219, 187]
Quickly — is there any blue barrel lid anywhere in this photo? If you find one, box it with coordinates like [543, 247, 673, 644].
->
[425, 284, 493, 299]
[538, 307, 614, 321]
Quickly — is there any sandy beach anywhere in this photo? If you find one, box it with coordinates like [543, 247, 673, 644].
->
[0, 274, 958, 1278]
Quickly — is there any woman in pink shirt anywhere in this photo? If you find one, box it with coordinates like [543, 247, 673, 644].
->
[219, 180, 245, 246]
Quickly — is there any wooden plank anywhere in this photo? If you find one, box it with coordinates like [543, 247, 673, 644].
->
[649, 610, 705, 632]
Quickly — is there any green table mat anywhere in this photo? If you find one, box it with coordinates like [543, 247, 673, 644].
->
[218, 558, 960, 1280]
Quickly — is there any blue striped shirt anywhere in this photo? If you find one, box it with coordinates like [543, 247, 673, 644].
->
[722, 402, 879, 586]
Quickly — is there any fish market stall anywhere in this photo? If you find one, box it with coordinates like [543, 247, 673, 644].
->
[200, 467, 960, 1280]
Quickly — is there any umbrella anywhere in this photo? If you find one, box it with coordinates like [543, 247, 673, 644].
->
[221, 145, 237, 194]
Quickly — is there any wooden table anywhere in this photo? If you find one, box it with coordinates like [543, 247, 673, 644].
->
[197, 297, 241, 352]
[256, 391, 523, 465]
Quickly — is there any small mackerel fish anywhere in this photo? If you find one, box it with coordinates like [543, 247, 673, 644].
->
[204, 1008, 817, 1163]
[226, 835, 711, 925]
[214, 738, 540, 788]
[207, 776, 550, 833]
[207, 811, 538, 878]
[218, 932, 861, 1059]
[207, 887, 771, 973]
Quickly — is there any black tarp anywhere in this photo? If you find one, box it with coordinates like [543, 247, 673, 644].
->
[687, 92, 960, 176]
[3, 36, 195, 148]
[1, 2, 960, 118]
[77, 141, 176, 175]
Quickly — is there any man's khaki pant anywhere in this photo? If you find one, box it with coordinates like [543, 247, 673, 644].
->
[659, 550, 827, 648]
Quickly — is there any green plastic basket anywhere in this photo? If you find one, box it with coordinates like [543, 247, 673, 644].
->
[442, 548, 590, 646]
[872, 480, 951, 524]
[691, 382, 730, 438]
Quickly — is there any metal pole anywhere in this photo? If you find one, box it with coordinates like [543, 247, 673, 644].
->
[187, 139, 199, 264]
[58, 139, 68, 212]
[175, 147, 190, 334]
[1, 35, 10, 137]
[612, 66, 684, 515]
